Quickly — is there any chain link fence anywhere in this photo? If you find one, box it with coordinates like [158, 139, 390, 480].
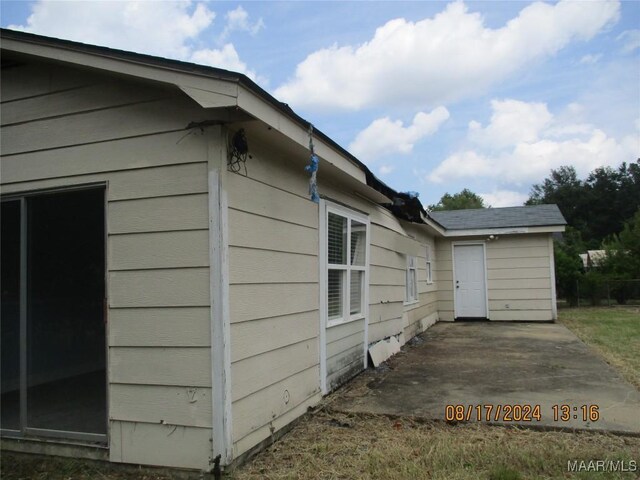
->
[575, 278, 640, 307]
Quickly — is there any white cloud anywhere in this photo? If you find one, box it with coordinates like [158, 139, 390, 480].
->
[8, 1, 260, 80]
[220, 6, 265, 41]
[579, 53, 602, 64]
[429, 99, 638, 185]
[479, 190, 529, 208]
[379, 165, 395, 176]
[190, 44, 259, 81]
[349, 107, 450, 162]
[9, 1, 215, 59]
[275, 0, 620, 111]
[468, 99, 552, 149]
[617, 29, 640, 54]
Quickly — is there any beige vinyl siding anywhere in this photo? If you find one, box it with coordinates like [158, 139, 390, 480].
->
[435, 234, 554, 322]
[486, 234, 553, 320]
[225, 129, 322, 459]
[401, 224, 439, 340]
[326, 319, 365, 391]
[225, 123, 439, 457]
[1, 60, 213, 470]
[435, 239, 455, 321]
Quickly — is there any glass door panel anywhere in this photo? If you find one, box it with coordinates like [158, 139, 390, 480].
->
[1, 201, 21, 431]
[25, 190, 106, 435]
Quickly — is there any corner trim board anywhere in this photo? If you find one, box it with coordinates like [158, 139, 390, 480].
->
[318, 200, 328, 394]
[208, 126, 233, 465]
[548, 236, 558, 320]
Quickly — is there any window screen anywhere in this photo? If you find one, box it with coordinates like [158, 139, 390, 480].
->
[328, 213, 347, 264]
[325, 208, 367, 323]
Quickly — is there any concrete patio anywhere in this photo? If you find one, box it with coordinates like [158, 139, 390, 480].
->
[334, 322, 640, 434]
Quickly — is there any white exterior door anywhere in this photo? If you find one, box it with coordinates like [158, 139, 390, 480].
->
[453, 244, 487, 318]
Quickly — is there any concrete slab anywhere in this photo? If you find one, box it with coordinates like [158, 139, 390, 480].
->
[335, 322, 640, 434]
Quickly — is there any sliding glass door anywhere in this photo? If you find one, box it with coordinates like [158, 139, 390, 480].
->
[0, 187, 107, 442]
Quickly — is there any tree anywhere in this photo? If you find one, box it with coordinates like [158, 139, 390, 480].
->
[601, 209, 640, 303]
[428, 189, 488, 211]
[553, 226, 585, 306]
[582, 163, 640, 244]
[526, 165, 588, 237]
[526, 161, 640, 248]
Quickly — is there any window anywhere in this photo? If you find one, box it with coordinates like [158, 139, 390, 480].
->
[426, 245, 433, 284]
[325, 207, 368, 324]
[405, 255, 418, 303]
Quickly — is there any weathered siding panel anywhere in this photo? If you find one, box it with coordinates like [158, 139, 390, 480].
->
[231, 338, 318, 402]
[1, 131, 208, 185]
[109, 194, 209, 234]
[229, 283, 318, 323]
[110, 384, 212, 428]
[109, 268, 210, 308]
[1, 96, 210, 156]
[225, 129, 322, 457]
[231, 311, 318, 363]
[110, 421, 212, 470]
[110, 347, 211, 387]
[1, 62, 102, 102]
[110, 230, 210, 271]
[109, 307, 210, 347]
[326, 319, 365, 390]
[228, 209, 317, 255]
[1, 81, 171, 125]
[229, 247, 318, 284]
[400, 224, 439, 340]
[232, 366, 318, 444]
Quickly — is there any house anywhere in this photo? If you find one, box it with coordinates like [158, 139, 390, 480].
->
[0, 29, 566, 472]
[584, 250, 607, 269]
[579, 253, 589, 269]
[429, 205, 567, 321]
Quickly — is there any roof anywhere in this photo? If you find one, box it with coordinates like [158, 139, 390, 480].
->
[428, 204, 567, 230]
[0, 28, 410, 214]
[0, 29, 566, 235]
[579, 253, 589, 268]
[587, 250, 607, 266]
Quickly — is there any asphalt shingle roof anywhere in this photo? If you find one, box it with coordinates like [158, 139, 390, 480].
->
[428, 204, 566, 231]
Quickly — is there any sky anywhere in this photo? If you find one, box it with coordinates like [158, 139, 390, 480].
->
[1, 0, 639, 207]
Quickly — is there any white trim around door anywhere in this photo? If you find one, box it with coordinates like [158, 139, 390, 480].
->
[452, 241, 489, 320]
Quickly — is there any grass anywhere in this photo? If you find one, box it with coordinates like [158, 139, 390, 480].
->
[1, 453, 179, 480]
[558, 306, 640, 388]
[228, 410, 639, 480]
[4, 415, 638, 480]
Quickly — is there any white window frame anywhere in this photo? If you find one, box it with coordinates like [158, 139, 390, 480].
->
[425, 244, 433, 284]
[321, 202, 370, 328]
[405, 255, 418, 304]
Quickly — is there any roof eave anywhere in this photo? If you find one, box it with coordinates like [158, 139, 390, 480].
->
[439, 224, 566, 237]
[1, 28, 406, 205]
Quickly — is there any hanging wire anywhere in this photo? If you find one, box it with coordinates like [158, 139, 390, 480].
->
[305, 124, 320, 203]
[228, 128, 249, 176]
